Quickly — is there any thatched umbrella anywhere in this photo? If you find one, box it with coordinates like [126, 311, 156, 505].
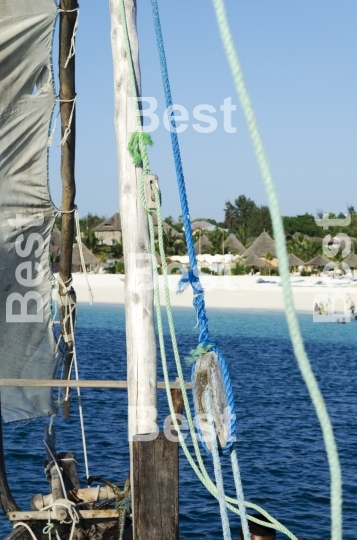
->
[194, 234, 212, 255]
[72, 244, 100, 271]
[242, 231, 276, 257]
[305, 255, 330, 266]
[342, 252, 357, 268]
[287, 253, 305, 267]
[224, 233, 245, 255]
[244, 253, 267, 268]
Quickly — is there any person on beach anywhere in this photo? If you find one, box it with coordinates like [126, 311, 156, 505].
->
[326, 297, 333, 316]
[350, 298, 355, 316]
[314, 302, 319, 315]
[250, 268, 255, 276]
[318, 302, 324, 315]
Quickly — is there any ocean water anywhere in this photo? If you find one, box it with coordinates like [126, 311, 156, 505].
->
[0, 305, 356, 539]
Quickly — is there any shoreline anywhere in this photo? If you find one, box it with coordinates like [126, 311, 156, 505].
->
[61, 274, 357, 314]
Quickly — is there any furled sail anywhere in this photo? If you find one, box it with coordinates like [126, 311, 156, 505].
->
[0, 0, 58, 422]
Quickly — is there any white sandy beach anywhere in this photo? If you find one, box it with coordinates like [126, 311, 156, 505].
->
[65, 273, 357, 313]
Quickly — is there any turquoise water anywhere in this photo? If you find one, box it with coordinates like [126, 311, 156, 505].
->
[0, 305, 356, 539]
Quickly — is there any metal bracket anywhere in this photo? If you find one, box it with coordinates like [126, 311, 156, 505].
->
[144, 174, 160, 210]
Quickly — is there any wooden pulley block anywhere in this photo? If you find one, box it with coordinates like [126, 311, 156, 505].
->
[193, 351, 229, 452]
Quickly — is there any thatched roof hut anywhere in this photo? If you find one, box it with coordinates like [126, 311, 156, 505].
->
[224, 234, 245, 254]
[92, 213, 121, 234]
[244, 253, 267, 268]
[287, 253, 305, 267]
[194, 234, 212, 255]
[242, 231, 276, 257]
[72, 244, 100, 269]
[305, 255, 330, 266]
[342, 252, 357, 268]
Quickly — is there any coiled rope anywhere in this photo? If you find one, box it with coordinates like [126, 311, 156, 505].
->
[211, 1, 342, 538]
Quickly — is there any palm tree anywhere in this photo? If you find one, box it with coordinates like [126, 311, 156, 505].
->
[206, 229, 227, 255]
[287, 235, 322, 261]
[161, 228, 186, 256]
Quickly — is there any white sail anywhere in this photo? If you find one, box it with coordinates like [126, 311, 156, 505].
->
[0, 0, 58, 422]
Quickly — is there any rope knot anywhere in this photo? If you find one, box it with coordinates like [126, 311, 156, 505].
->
[185, 342, 216, 365]
[128, 131, 154, 167]
[177, 268, 203, 294]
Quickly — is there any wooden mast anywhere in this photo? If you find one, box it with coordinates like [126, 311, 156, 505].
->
[58, 0, 78, 419]
[109, 0, 157, 528]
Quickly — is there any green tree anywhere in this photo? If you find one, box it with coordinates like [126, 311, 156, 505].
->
[283, 213, 321, 237]
[287, 235, 322, 261]
[249, 205, 272, 237]
[224, 195, 256, 233]
[161, 228, 186, 256]
[224, 195, 272, 238]
[206, 229, 227, 255]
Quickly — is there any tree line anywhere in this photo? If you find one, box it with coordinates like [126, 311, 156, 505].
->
[56, 198, 357, 270]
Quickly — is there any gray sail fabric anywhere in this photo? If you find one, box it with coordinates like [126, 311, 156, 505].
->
[0, 0, 59, 422]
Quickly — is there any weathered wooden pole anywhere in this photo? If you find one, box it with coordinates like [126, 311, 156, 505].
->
[133, 433, 179, 540]
[58, 0, 78, 419]
[109, 0, 157, 534]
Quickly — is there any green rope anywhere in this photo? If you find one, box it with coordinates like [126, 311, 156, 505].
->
[118, 1, 299, 538]
[211, 1, 342, 539]
[128, 131, 154, 167]
[118, 0, 151, 175]
[145, 184, 297, 538]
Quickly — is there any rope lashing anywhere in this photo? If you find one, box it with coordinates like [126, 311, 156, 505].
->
[128, 131, 154, 167]
[211, 1, 342, 539]
[58, 6, 80, 68]
[43, 511, 62, 540]
[59, 95, 77, 146]
[47, 97, 76, 147]
[118, 2, 297, 538]
[87, 475, 131, 540]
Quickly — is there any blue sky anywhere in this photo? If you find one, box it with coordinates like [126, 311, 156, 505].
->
[49, 1, 357, 222]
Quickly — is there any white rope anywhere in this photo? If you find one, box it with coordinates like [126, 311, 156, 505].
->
[47, 109, 60, 147]
[48, 98, 76, 147]
[74, 208, 94, 304]
[58, 7, 80, 68]
[42, 500, 79, 540]
[13, 522, 39, 540]
[59, 96, 76, 146]
[57, 274, 90, 479]
[68, 303, 90, 479]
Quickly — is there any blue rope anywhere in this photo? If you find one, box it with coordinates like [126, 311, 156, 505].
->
[230, 447, 250, 540]
[149, 0, 209, 342]
[205, 386, 232, 540]
[150, 0, 236, 453]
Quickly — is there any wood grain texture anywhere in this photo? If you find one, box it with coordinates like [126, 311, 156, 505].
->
[59, 0, 79, 420]
[8, 510, 120, 521]
[109, 0, 157, 440]
[133, 432, 179, 540]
